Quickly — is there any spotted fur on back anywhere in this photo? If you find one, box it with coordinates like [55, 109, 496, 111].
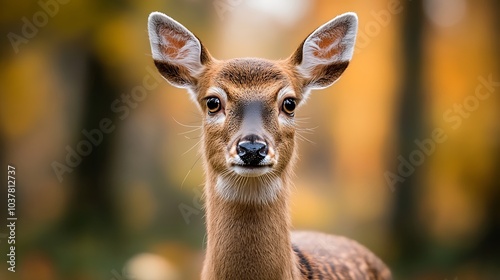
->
[292, 231, 392, 279]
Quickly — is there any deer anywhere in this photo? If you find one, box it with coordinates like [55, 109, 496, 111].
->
[147, 11, 392, 280]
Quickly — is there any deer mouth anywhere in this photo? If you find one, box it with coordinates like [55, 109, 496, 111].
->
[229, 156, 274, 177]
[232, 164, 273, 177]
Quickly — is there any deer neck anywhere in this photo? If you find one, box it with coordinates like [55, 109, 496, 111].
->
[202, 168, 300, 280]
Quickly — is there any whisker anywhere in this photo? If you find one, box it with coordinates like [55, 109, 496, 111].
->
[296, 126, 318, 134]
[181, 154, 202, 189]
[294, 117, 311, 124]
[296, 132, 316, 145]
[178, 127, 202, 135]
[172, 117, 202, 128]
[295, 116, 311, 120]
[182, 139, 202, 156]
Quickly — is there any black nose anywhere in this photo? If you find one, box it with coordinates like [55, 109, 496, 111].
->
[237, 135, 268, 166]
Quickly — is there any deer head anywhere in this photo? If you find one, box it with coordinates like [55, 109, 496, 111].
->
[148, 12, 357, 204]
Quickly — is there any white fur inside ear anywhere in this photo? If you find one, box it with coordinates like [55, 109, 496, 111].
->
[298, 12, 358, 77]
[148, 12, 203, 76]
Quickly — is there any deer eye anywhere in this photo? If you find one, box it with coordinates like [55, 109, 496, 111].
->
[282, 98, 296, 116]
[206, 97, 221, 114]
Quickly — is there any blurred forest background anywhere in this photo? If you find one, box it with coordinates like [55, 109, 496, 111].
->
[0, 0, 499, 279]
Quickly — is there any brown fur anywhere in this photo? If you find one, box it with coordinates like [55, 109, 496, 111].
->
[148, 12, 392, 280]
[292, 232, 392, 279]
[202, 171, 299, 279]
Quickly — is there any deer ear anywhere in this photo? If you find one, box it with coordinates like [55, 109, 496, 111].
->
[148, 12, 212, 89]
[290, 12, 357, 91]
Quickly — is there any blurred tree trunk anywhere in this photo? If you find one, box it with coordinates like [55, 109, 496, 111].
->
[474, 0, 500, 265]
[391, 0, 425, 267]
[58, 45, 121, 238]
